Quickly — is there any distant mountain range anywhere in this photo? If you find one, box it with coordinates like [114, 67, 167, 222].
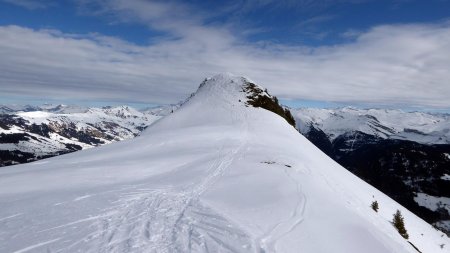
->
[292, 107, 450, 234]
[0, 104, 176, 166]
[0, 104, 87, 114]
[294, 107, 450, 144]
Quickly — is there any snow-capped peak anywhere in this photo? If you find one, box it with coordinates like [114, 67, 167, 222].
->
[153, 73, 295, 131]
[194, 73, 249, 101]
[101, 105, 143, 118]
[195, 73, 266, 99]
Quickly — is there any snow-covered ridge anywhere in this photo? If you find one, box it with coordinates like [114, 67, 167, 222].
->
[188, 73, 295, 126]
[293, 107, 450, 144]
[0, 103, 88, 114]
[189, 73, 264, 105]
[0, 74, 447, 252]
[0, 105, 167, 166]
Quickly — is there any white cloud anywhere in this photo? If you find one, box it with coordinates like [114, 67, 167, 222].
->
[1, 0, 53, 9]
[0, 0, 449, 108]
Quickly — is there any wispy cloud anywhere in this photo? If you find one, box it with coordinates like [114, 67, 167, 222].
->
[1, 0, 53, 10]
[0, 0, 449, 108]
[238, 0, 371, 10]
[296, 15, 336, 28]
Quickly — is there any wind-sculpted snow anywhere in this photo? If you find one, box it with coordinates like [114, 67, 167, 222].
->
[0, 74, 448, 252]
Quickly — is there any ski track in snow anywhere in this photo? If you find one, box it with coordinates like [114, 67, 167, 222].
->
[257, 168, 307, 253]
[12, 238, 61, 253]
[73, 194, 93, 201]
[0, 213, 23, 222]
[64, 109, 258, 252]
[67, 102, 309, 253]
[77, 146, 245, 253]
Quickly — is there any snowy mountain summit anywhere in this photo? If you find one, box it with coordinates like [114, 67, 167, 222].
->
[0, 73, 448, 253]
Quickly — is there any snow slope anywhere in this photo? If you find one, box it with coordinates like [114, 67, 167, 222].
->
[293, 107, 450, 144]
[0, 74, 448, 253]
[140, 104, 181, 116]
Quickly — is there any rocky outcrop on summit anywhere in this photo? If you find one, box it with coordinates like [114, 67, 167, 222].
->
[242, 80, 296, 127]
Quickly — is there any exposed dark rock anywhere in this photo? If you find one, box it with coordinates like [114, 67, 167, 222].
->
[303, 125, 334, 157]
[0, 133, 29, 144]
[0, 150, 37, 166]
[242, 81, 296, 127]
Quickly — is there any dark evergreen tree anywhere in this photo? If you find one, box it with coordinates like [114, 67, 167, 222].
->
[392, 210, 409, 239]
[371, 200, 379, 212]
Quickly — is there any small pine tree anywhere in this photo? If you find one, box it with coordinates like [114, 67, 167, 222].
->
[392, 210, 409, 239]
[371, 200, 379, 212]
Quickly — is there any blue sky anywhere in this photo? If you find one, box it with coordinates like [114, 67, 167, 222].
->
[0, 0, 449, 111]
[2, 0, 449, 46]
